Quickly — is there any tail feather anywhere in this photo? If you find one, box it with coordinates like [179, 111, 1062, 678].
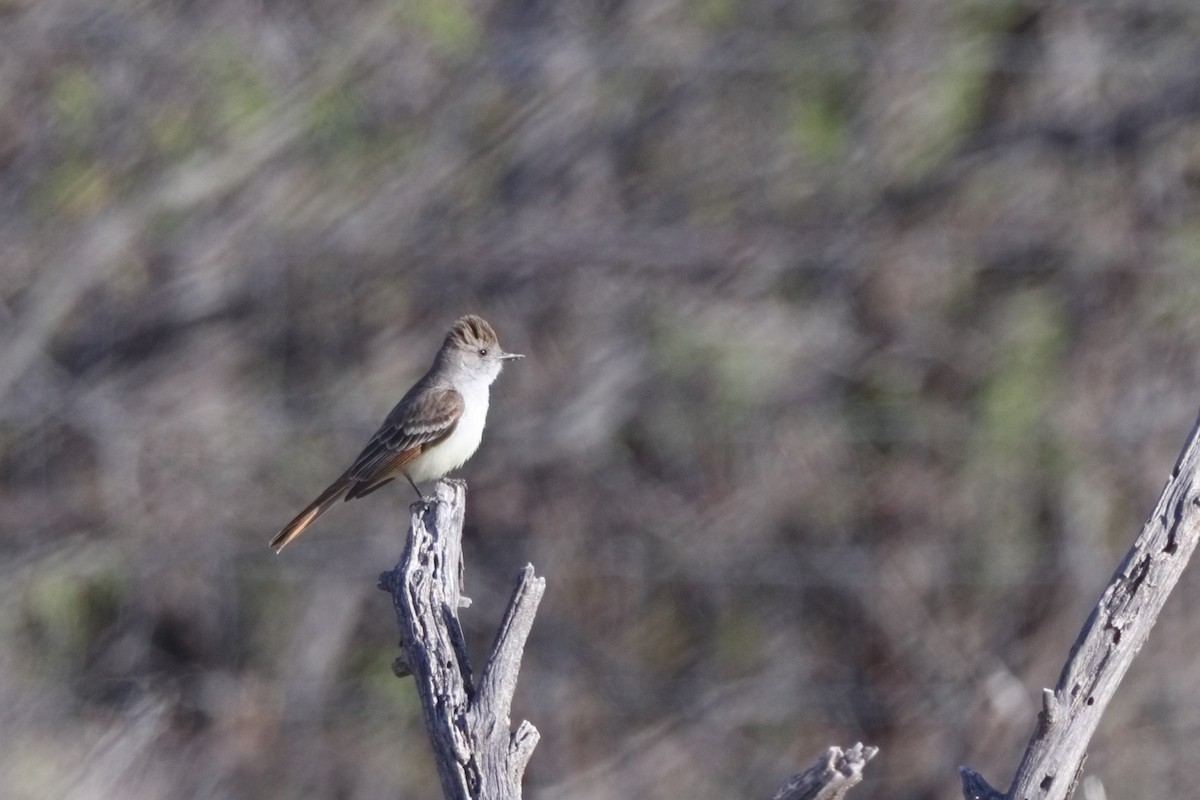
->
[270, 478, 352, 552]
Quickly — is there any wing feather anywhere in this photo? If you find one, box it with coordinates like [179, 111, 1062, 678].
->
[342, 387, 463, 498]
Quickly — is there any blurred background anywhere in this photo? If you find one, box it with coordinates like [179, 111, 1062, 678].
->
[3, 0, 1200, 798]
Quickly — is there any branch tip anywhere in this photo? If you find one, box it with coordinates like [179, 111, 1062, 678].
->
[958, 766, 1005, 800]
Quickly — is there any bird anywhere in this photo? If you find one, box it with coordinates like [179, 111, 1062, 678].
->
[270, 314, 523, 552]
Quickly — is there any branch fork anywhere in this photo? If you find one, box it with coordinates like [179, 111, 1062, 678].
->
[379, 480, 545, 800]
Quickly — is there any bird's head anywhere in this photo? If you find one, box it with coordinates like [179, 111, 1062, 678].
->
[443, 314, 523, 384]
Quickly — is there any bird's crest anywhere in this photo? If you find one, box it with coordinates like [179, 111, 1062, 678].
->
[446, 315, 500, 351]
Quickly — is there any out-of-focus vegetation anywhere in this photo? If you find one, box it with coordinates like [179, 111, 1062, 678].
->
[3, 1, 1200, 798]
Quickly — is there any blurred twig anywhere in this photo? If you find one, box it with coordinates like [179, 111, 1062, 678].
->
[960, 410, 1200, 799]
[379, 480, 544, 800]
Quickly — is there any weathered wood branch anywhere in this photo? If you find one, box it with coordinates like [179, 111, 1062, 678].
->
[961, 410, 1200, 800]
[379, 480, 545, 800]
[770, 743, 878, 800]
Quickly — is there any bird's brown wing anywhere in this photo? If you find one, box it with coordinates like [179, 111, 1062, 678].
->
[343, 386, 464, 499]
[269, 387, 464, 552]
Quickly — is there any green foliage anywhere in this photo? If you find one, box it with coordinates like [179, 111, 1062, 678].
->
[788, 89, 849, 163]
[959, 0, 1036, 32]
[1164, 221, 1200, 272]
[968, 288, 1068, 577]
[306, 88, 373, 173]
[392, 0, 479, 55]
[38, 158, 112, 217]
[50, 67, 102, 144]
[17, 556, 125, 676]
[306, 89, 420, 180]
[714, 605, 766, 678]
[687, 0, 740, 30]
[148, 105, 200, 158]
[652, 311, 785, 433]
[198, 41, 272, 133]
[886, 42, 992, 183]
[978, 290, 1064, 446]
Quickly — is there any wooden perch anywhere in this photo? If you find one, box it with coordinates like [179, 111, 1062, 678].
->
[770, 743, 878, 800]
[961, 410, 1200, 800]
[378, 480, 545, 800]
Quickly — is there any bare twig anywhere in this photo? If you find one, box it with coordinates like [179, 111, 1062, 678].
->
[770, 743, 878, 800]
[379, 480, 544, 800]
[962, 410, 1200, 800]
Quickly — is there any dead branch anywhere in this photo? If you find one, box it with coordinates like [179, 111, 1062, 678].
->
[379, 480, 544, 800]
[770, 743, 878, 800]
[961, 411, 1200, 800]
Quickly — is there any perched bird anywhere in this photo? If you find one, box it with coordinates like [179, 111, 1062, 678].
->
[270, 315, 523, 552]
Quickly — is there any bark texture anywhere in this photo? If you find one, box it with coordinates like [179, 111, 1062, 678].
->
[379, 480, 544, 800]
[961, 412, 1200, 800]
[770, 743, 878, 800]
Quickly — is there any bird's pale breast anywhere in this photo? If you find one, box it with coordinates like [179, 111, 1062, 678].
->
[402, 383, 490, 482]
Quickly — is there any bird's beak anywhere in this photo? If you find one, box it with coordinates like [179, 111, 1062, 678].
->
[501, 352, 525, 361]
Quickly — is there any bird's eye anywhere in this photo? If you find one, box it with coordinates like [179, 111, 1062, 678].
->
[478, 348, 489, 357]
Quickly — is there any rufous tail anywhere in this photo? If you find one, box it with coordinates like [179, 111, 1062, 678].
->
[270, 478, 351, 552]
